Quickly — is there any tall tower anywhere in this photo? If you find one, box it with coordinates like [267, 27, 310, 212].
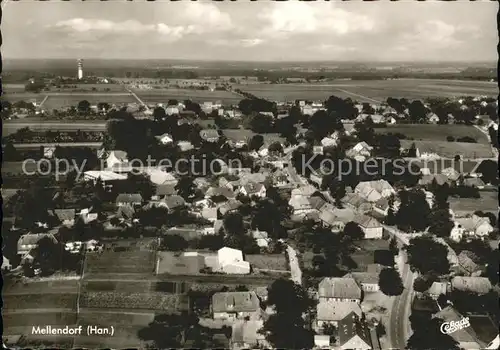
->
[77, 59, 84, 80]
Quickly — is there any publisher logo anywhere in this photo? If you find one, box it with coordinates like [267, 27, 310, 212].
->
[440, 317, 470, 334]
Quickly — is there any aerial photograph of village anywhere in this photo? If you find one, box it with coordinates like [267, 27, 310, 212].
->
[1, 1, 498, 349]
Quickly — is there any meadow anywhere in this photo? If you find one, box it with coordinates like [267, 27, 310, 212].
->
[234, 79, 498, 103]
[42, 93, 137, 110]
[449, 191, 498, 215]
[134, 88, 241, 105]
[84, 250, 156, 275]
[377, 124, 489, 144]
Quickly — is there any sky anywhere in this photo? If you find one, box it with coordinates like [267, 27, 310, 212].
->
[2, 0, 498, 62]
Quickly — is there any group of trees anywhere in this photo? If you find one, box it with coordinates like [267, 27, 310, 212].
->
[387, 189, 431, 233]
[405, 236, 450, 276]
[260, 279, 314, 349]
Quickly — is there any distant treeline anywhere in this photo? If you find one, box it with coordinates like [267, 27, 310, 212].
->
[2, 67, 496, 83]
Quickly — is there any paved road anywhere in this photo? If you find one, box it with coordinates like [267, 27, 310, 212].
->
[474, 124, 499, 159]
[383, 225, 416, 350]
[285, 244, 302, 285]
[125, 87, 150, 111]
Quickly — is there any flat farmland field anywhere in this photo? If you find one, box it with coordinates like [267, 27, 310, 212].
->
[83, 280, 155, 293]
[2, 83, 28, 93]
[3, 279, 79, 294]
[42, 93, 137, 109]
[1, 92, 46, 103]
[84, 250, 156, 275]
[2, 293, 78, 310]
[134, 88, 241, 104]
[377, 125, 489, 144]
[2, 119, 107, 136]
[234, 79, 498, 103]
[80, 291, 188, 311]
[3, 311, 77, 328]
[51, 84, 127, 93]
[449, 191, 498, 215]
[222, 129, 285, 144]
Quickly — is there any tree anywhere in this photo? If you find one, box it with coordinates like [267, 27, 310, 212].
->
[343, 222, 364, 241]
[137, 313, 212, 349]
[476, 159, 498, 184]
[77, 100, 91, 114]
[323, 324, 336, 337]
[250, 113, 273, 133]
[394, 189, 431, 232]
[223, 212, 245, 236]
[153, 106, 167, 121]
[413, 276, 432, 293]
[405, 236, 450, 275]
[389, 237, 398, 255]
[261, 279, 314, 349]
[175, 177, 196, 202]
[406, 314, 460, 350]
[268, 141, 283, 154]
[408, 100, 427, 123]
[160, 234, 188, 252]
[379, 268, 404, 296]
[428, 188, 453, 239]
[248, 134, 264, 151]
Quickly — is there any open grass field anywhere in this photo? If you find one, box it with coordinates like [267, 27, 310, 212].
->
[3, 279, 80, 294]
[400, 140, 494, 159]
[222, 129, 285, 144]
[1, 92, 46, 103]
[245, 254, 289, 271]
[449, 191, 498, 215]
[234, 79, 497, 102]
[50, 83, 127, 93]
[2, 293, 78, 310]
[134, 88, 241, 105]
[42, 93, 137, 109]
[84, 250, 156, 275]
[3, 311, 77, 328]
[2, 83, 27, 93]
[377, 125, 489, 144]
[2, 119, 107, 136]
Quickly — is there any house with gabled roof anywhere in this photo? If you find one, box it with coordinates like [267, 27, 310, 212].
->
[319, 277, 362, 302]
[115, 193, 143, 207]
[353, 214, 383, 239]
[200, 129, 220, 143]
[354, 180, 395, 202]
[451, 276, 492, 294]
[155, 133, 173, 145]
[49, 209, 76, 227]
[217, 199, 243, 216]
[342, 193, 373, 213]
[433, 306, 481, 349]
[455, 215, 494, 239]
[17, 233, 58, 256]
[344, 272, 380, 292]
[106, 150, 128, 169]
[319, 206, 356, 232]
[338, 312, 372, 350]
[316, 300, 363, 329]
[212, 291, 260, 320]
[239, 182, 266, 198]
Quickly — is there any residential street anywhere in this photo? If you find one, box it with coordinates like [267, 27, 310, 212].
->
[384, 225, 417, 350]
[285, 244, 302, 285]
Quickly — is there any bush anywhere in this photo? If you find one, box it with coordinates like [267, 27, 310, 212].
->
[446, 136, 455, 142]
